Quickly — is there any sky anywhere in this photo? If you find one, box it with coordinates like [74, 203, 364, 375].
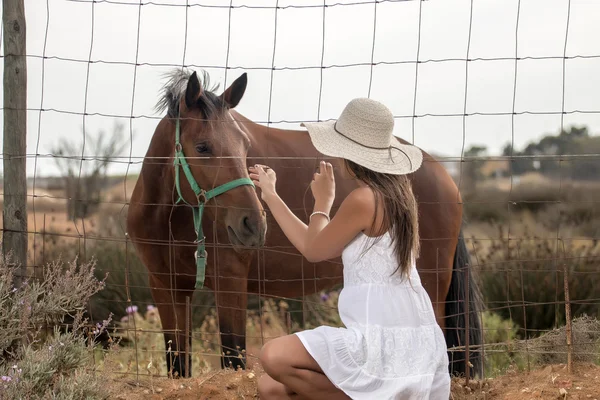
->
[1, 0, 600, 178]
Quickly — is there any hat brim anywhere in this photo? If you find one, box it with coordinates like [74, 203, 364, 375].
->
[301, 120, 423, 175]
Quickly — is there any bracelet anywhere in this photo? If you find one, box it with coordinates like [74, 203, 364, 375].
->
[310, 211, 330, 222]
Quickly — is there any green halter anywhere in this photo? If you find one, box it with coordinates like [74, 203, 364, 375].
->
[173, 115, 255, 289]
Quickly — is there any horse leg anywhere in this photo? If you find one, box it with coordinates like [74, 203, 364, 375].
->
[213, 259, 249, 370]
[149, 273, 194, 378]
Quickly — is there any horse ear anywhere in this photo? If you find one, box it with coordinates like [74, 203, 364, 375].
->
[221, 73, 247, 108]
[185, 71, 203, 110]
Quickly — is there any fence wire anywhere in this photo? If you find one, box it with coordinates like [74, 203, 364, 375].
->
[1, 0, 600, 384]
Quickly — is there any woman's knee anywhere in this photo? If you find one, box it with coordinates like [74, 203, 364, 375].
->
[259, 339, 289, 378]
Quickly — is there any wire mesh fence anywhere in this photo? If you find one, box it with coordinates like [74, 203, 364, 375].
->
[2, 0, 600, 391]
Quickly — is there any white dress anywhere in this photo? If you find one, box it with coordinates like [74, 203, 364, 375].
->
[295, 231, 451, 400]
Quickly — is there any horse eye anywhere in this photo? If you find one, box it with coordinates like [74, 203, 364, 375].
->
[195, 143, 210, 154]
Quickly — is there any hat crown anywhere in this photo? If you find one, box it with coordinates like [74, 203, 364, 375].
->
[335, 98, 395, 149]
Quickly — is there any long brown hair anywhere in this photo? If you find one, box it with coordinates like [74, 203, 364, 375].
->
[344, 159, 420, 279]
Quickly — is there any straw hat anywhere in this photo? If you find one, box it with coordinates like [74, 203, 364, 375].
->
[301, 98, 423, 175]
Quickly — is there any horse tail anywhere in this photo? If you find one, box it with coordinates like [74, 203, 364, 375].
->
[444, 227, 484, 378]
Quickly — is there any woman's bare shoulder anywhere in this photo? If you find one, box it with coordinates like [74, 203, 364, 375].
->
[343, 185, 387, 235]
[338, 186, 376, 226]
[347, 185, 375, 203]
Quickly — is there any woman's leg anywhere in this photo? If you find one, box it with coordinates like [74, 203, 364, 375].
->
[258, 373, 298, 400]
[259, 334, 351, 400]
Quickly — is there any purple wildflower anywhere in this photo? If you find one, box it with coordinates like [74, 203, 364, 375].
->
[320, 293, 329, 302]
[126, 305, 138, 314]
[1, 376, 11, 382]
[147, 305, 156, 311]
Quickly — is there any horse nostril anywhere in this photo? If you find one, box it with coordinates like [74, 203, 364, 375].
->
[243, 216, 254, 235]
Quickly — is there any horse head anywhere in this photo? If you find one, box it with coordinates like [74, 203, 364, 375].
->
[167, 69, 266, 250]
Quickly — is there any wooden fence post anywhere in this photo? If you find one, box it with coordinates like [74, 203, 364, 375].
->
[2, 0, 28, 286]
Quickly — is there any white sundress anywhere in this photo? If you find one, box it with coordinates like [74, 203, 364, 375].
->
[295, 231, 451, 400]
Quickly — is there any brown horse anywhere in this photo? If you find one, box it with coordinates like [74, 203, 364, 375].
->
[126, 69, 483, 379]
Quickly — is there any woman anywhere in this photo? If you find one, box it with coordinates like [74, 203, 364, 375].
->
[249, 98, 450, 400]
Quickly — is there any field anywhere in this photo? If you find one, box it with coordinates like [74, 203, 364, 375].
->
[2, 171, 600, 399]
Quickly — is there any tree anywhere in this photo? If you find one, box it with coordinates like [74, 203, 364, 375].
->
[502, 125, 597, 179]
[567, 134, 600, 181]
[50, 121, 130, 220]
[503, 142, 531, 176]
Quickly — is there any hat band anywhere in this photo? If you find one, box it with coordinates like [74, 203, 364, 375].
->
[333, 121, 412, 170]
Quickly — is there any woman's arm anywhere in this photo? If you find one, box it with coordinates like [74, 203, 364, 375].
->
[250, 162, 332, 257]
[259, 192, 310, 255]
[250, 163, 374, 263]
[303, 189, 373, 262]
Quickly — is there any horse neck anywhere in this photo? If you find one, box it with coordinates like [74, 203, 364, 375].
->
[141, 117, 177, 204]
[232, 111, 317, 158]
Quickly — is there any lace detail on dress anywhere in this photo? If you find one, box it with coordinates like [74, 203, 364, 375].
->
[342, 232, 421, 287]
[343, 324, 446, 378]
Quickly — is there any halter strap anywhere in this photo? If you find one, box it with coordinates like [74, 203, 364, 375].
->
[173, 115, 255, 288]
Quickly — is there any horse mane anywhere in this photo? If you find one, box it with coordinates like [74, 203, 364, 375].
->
[154, 68, 223, 119]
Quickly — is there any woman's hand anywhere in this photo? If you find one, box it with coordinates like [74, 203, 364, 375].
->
[249, 164, 277, 202]
[311, 161, 336, 213]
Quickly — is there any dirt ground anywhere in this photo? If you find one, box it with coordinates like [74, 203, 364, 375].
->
[107, 362, 600, 400]
[451, 363, 600, 400]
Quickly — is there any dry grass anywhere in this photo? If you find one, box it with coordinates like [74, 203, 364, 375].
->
[92, 296, 335, 377]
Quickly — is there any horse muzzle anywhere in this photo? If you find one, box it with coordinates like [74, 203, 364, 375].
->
[227, 211, 267, 250]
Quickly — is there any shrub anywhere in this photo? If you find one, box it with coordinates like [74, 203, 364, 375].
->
[475, 224, 600, 336]
[523, 315, 600, 365]
[0, 253, 113, 399]
[481, 311, 528, 376]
